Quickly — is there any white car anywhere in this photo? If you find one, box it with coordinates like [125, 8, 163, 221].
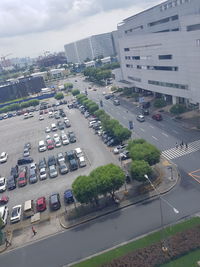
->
[54, 137, 61, 147]
[46, 135, 51, 141]
[48, 111, 54, 118]
[0, 206, 9, 226]
[0, 177, 6, 192]
[30, 162, 37, 171]
[39, 168, 47, 180]
[39, 115, 44, 121]
[24, 113, 29, 119]
[53, 133, 59, 139]
[29, 112, 34, 118]
[49, 165, 58, 178]
[61, 134, 69, 145]
[57, 152, 65, 164]
[0, 152, 8, 163]
[78, 156, 86, 167]
[75, 148, 83, 158]
[45, 127, 51, 133]
[10, 205, 22, 223]
[63, 117, 68, 121]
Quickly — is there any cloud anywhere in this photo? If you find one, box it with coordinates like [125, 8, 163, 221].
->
[0, 0, 161, 38]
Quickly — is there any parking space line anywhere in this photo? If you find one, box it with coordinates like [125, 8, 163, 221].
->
[162, 132, 169, 138]
[152, 136, 158, 141]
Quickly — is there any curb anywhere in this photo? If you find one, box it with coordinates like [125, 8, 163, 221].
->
[59, 169, 180, 230]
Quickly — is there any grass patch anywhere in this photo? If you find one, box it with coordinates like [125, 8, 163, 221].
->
[72, 217, 200, 267]
[161, 248, 200, 267]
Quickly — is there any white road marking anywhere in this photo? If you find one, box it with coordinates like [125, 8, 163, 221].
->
[152, 136, 158, 141]
[149, 125, 154, 129]
[172, 130, 178, 134]
[140, 128, 145, 132]
[162, 132, 169, 138]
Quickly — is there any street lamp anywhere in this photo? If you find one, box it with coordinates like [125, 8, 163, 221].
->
[144, 174, 179, 252]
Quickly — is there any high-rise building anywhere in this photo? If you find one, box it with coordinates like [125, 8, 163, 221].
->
[64, 32, 116, 63]
[117, 0, 200, 106]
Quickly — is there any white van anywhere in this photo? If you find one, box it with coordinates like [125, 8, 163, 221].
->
[0, 206, 9, 227]
[38, 140, 47, 152]
[24, 200, 34, 218]
[51, 123, 57, 132]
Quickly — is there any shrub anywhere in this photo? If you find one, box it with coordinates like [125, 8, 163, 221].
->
[71, 89, 80, 96]
[154, 98, 167, 108]
[54, 92, 64, 100]
[130, 160, 152, 182]
[170, 104, 187, 115]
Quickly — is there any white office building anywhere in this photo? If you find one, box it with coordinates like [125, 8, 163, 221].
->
[117, 0, 200, 107]
[64, 32, 116, 63]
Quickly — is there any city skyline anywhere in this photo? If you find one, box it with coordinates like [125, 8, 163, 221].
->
[0, 0, 163, 58]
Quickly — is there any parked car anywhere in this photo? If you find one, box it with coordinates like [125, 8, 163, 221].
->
[65, 150, 76, 161]
[38, 158, 47, 170]
[39, 115, 44, 121]
[69, 159, 78, 171]
[61, 134, 70, 145]
[113, 144, 127, 154]
[49, 193, 61, 210]
[23, 148, 30, 157]
[57, 121, 65, 130]
[48, 155, 56, 167]
[45, 126, 51, 133]
[64, 120, 71, 128]
[59, 162, 69, 174]
[74, 147, 83, 158]
[119, 150, 130, 161]
[141, 109, 149, 115]
[78, 156, 86, 167]
[39, 168, 47, 180]
[0, 206, 9, 226]
[36, 197, 46, 212]
[29, 169, 38, 184]
[57, 152, 65, 165]
[24, 142, 31, 150]
[18, 168, 27, 187]
[17, 157, 33, 166]
[54, 137, 61, 148]
[142, 102, 150, 109]
[49, 165, 58, 178]
[0, 152, 8, 163]
[10, 165, 18, 179]
[152, 113, 163, 121]
[68, 131, 76, 143]
[113, 99, 120, 105]
[10, 205, 22, 223]
[64, 189, 74, 204]
[30, 162, 37, 171]
[7, 175, 17, 190]
[0, 177, 6, 192]
[136, 114, 145, 122]
[47, 139, 54, 150]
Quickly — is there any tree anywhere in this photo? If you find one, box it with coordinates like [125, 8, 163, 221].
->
[71, 89, 80, 96]
[90, 164, 125, 198]
[170, 104, 187, 114]
[64, 83, 73, 90]
[72, 175, 99, 204]
[128, 142, 161, 165]
[154, 98, 167, 108]
[54, 92, 64, 100]
[130, 160, 152, 182]
[88, 103, 99, 113]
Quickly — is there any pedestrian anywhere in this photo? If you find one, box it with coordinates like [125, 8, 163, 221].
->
[185, 143, 188, 149]
[32, 226, 37, 236]
[5, 237, 11, 247]
[181, 140, 184, 146]
[175, 142, 178, 149]
[180, 143, 183, 149]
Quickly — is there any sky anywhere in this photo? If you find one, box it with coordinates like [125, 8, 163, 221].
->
[0, 0, 164, 58]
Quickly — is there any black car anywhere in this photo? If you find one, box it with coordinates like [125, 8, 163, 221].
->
[38, 158, 47, 170]
[7, 175, 16, 190]
[10, 165, 18, 179]
[142, 102, 150, 109]
[65, 150, 76, 161]
[17, 157, 33, 166]
[57, 121, 65, 130]
[141, 109, 149, 115]
[48, 155, 56, 167]
[69, 159, 78, 171]
[49, 193, 61, 211]
[68, 131, 76, 143]
[64, 189, 74, 204]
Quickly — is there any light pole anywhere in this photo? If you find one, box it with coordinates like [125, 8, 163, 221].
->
[144, 174, 179, 252]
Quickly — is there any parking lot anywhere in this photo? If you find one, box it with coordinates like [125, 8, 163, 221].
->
[0, 100, 119, 220]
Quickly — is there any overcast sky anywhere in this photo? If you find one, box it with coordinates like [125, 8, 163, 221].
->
[0, 0, 163, 58]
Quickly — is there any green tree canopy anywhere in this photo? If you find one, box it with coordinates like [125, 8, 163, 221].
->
[130, 160, 152, 182]
[54, 92, 64, 100]
[71, 89, 80, 96]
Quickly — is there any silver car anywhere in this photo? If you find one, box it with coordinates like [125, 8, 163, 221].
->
[49, 165, 58, 178]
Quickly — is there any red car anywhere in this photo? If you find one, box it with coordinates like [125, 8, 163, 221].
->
[36, 197, 46, 212]
[152, 114, 163, 121]
[18, 170, 27, 187]
[47, 139, 54, 150]
[44, 109, 48, 114]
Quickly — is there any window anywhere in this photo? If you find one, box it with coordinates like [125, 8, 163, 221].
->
[159, 54, 172, 60]
[137, 65, 178, 71]
[171, 15, 179, 21]
[124, 48, 130, 51]
[187, 24, 200, 32]
[148, 80, 188, 90]
[132, 56, 140, 60]
[128, 76, 141, 82]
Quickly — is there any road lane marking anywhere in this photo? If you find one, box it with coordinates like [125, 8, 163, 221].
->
[140, 128, 145, 132]
[152, 136, 158, 141]
[162, 132, 169, 138]
[172, 130, 178, 134]
[149, 125, 154, 129]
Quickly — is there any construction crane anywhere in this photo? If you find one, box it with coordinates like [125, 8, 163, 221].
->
[1, 53, 12, 61]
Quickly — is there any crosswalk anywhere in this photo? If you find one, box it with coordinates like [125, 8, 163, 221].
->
[162, 139, 200, 160]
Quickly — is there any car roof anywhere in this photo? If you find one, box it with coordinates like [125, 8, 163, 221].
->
[64, 190, 73, 198]
[0, 152, 6, 156]
[75, 148, 82, 153]
[37, 197, 45, 204]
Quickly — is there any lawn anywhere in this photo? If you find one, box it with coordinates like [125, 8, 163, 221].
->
[72, 217, 200, 267]
[161, 248, 200, 267]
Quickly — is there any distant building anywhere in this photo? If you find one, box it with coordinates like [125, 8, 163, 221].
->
[0, 76, 45, 102]
[37, 52, 67, 67]
[64, 32, 116, 63]
[117, 0, 200, 107]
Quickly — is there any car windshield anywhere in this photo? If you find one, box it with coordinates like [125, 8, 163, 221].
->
[12, 208, 19, 217]
[0, 180, 5, 186]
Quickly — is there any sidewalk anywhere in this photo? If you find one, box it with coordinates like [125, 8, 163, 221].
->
[0, 157, 179, 253]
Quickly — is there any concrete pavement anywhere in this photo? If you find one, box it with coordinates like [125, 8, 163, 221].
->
[0, 156, 179, 253]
